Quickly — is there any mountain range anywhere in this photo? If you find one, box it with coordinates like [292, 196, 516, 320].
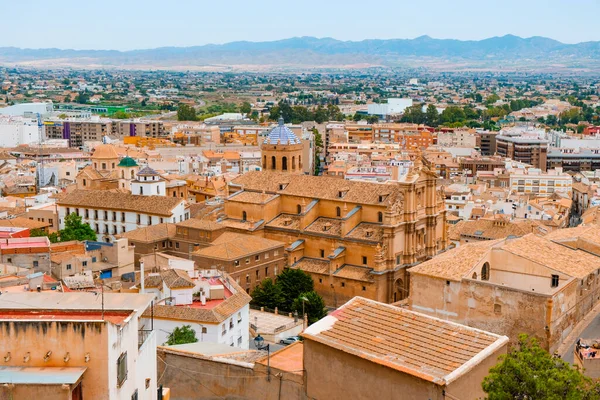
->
[1, 35, 599, 71]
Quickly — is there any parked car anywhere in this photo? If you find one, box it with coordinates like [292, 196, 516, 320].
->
[279, 336, 301, 345]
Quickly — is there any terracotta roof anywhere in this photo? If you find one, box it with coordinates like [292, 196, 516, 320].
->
[145, 278, 251, 323]
[581, 207, 600, 226]
[345, 223, 383, 242]
[228, 191, 277, 204]
[0, 217, 50, 230]
[91, 144, 119, 160]
[58, 190, 185, 217]
[176, 219, 225, 231]
[333, 265, 373, 282]
[119, 223, 176, 243]
[291, 258, 330, 275]
[409, 240, 502, 281]
[194, 232, 284, 260]
[448, 218, 536, 241]
[231, 171, 404, 207]
[159, 269, 195, 289]
[302, 297, 508, 385]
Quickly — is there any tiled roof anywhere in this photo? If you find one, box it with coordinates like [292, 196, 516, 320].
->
[160, 269, 195, 289]
[409, 240, 502, 281]
[231, 171, 405, 206]
[194, 232, 284, 260]
[581, 207, 600, 226]
[119, 223, 176, 243]
[345, 223, 383, 242]
[333, 265, 373, 282]
[291, 258, 330, 275]
[137, 166, 159, 176]
[305, 218, 342, 236]
[263, 118, 301, 145]
[0, 217, 50, 230]
[146, 278, 251, 323]
[176, 219, 225, 231]
[448, 218, 536, 241]
[91, 144, 118, 160]
[228, 191, 277, 204]
[58, 190, 184, 217]
[302, 297, 507, 384]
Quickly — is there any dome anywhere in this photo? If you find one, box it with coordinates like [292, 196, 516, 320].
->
[137, 166, 160, 176]
[91, 144, 119, 160]
[263, 117, 301, 145]
[118, 156, 138, 168]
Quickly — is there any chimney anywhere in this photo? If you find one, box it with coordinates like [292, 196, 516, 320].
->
[200, 291, 206, 306]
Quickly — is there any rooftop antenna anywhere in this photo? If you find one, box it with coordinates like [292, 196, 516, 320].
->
[36, 113, 44, 189]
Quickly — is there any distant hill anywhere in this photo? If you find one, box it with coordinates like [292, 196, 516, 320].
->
[1, 35, 599, 71]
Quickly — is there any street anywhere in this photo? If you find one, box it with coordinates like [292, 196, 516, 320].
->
[249, 340, 285, 353]
[562, 311, 600, 363]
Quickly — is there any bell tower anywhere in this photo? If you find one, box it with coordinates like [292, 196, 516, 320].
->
[261, 118, 304, 174]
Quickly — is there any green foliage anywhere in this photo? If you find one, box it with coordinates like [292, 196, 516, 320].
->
[250, 268, 326, 325]
[276, 268, 314, 311]
[58, 213, 97, 243]
[177, 104, 197, 121]
[29, 228, 48, 238]
[292, 291, 327, 325]
[269, 101, 344, 124]
[485, 93, 500, 105]
[240, 101, 252, 114]
[425, 104, 439, 127]
[313, 128, 323, 175]
[483, 334, 600, 400]
[401, 104, 425, 124]
[76, 91, 90, 104]
[112, 111, 132, 119]
[251, 278, 285, 310]
[165, 325, 198, 346]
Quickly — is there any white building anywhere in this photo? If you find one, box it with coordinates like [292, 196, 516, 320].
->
[56, 190, 189, 243]
[0, 116, 42, 147]
[0, 292, 157, 400]
[0, 102, 53, 117]
[367, 98, 413, 117]
[140, 270, 251, 349]
[508, 166, 572, 196]
[131, 166, 166, 197]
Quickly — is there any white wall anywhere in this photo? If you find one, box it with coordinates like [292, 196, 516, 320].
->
[0, 118, 41, 147]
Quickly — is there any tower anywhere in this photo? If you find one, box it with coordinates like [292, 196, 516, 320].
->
[131, 166, 166, 196]
[117, 156, 139, 191]
[261, 117, 303, 174]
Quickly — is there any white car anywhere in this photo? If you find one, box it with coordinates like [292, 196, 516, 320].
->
[279, 336, 301, 345]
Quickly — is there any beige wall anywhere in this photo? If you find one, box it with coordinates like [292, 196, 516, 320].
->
[157, 348, 305, 400]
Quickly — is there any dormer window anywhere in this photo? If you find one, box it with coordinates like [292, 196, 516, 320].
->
[323, 222, 332, 232]
[338, 190, 348, 198]
[378, 194, 389, 203]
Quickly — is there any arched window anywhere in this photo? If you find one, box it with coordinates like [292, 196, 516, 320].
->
[242, 211, 247, 221]
[481, 262, 490, 281]
[292, 156, 296, 170]
[282, 156, 288, 171]
[297, 204, 302, 214]
[131, 170, 135, 179]
[263, 155, 266, 169]
[83, 179, 87, 187]
[271, 156, 276, 170]
[94, 163, 97, 169]
[139, 187, 143, 195]
[472, 272, 478, 280]
[102, 163, 106, 170]
[299, 155, 302, 169]
[121, 170, 124, 179]
[112, 163, 115, 169]
[378, 212, 383, 223]
[336, 207, 341, 217]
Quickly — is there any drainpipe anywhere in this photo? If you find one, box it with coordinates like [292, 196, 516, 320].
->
[140, 260, 145, 294]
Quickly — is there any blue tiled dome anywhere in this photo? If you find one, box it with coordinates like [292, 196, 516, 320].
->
[264, 118, 301, 145]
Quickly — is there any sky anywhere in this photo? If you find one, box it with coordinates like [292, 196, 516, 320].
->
[2, 0, 599, 50]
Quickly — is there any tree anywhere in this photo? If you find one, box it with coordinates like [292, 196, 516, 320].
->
[425, 104, 439, 127]
[276, 268, 314, 311]
[59, 213, 97, 242]
[165, 325, 198, 346]
[251, 278, 285, 310]
[177, 104, 197, 121]
[292, 291, 327, 325]
[483, 334, 600, 399]
[76, 91, 90, 104]
[313, 128, 323, 175]
[240, 102, 252, 115]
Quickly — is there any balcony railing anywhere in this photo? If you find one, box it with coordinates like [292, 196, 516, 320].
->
[138, 329, 152, 349]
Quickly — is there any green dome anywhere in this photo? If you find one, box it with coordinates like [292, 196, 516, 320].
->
[118, 156, 138, 167]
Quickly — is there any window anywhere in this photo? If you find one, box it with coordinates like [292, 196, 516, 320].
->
[92, 257, 97, 263]
[175, 242, 180, 249]
[265, 267, 269, 276]
[66, 264, 72, 270]
[264, 252, 269, 260]
[319, 278, 322, 283]
[551, 274, 559, 288]
[255, 255, 260, 261]
[237, 312, 242, 323]
[201, 327, 207, 334]
[242, 211, 247, 221]
[362, 256, 367, 265]
[117, 352, 128, 387]
[297, 204, 302, 214]
[481, 262, 490, 281]
[238, 337, 242, 346]
[131, 390, 138, 400]
[396, 255, 401, 265]
[320, 249, 325, 258]
[336, 207, 341, 217]
[121, 212, 125, 222]
[494, 304, 502, 314]
[341, 282, 345, 288]
[274, 250, 279, 256]
[82, 261, 87, 267]
[32, 260, 39, 268]
[235, 260, 240, 267]
[222, 325, 227, 336]
[362, 286, 366, 291]
[378, 212, 383, 223]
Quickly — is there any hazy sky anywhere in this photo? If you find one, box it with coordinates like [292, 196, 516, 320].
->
[3, 0, 599, 50]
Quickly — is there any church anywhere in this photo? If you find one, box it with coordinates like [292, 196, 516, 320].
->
[203, 119, 449, 307]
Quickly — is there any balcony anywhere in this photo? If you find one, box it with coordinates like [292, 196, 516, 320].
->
[138, 329, 153, 349]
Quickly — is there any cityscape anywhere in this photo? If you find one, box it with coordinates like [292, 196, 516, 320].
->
[1, 1, 600, 399]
